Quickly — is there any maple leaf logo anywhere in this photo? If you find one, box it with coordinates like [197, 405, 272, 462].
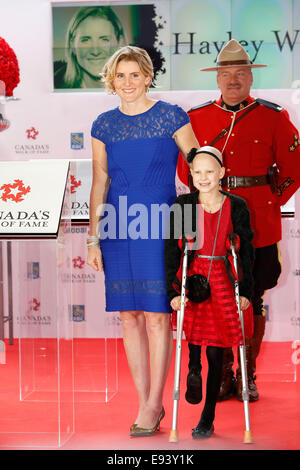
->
[26, 126, 39, 140]
[73, 256, 85, 269]
[70, 174, 82, 194]
[0, 179, 31, 202]
[29, 298, 40, 312]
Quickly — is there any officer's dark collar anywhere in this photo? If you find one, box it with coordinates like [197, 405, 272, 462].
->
[220, 96, 250, 111]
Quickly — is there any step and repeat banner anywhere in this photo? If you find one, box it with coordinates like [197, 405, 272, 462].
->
[0, 0, 300, 341]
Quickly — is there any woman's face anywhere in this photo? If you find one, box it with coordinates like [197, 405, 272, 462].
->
[113, 60, 151, 104]
[73, 16, 119, 78]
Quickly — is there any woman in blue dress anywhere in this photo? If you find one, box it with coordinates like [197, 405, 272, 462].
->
[87, 46, 199, 436]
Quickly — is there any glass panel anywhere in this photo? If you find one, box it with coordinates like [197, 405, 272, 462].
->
[70, 224, 118, 403]
[256, 217, 300, 383]
[73, 336, 118, 403]
[0, 178, 73, 448]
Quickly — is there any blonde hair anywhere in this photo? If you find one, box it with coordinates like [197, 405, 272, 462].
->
[101, 46, 154, 93]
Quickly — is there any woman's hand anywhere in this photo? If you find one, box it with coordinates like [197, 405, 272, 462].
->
[86, 245, 103, 271]
[170, 295, 188, 311]
[239, 296, 250, 311]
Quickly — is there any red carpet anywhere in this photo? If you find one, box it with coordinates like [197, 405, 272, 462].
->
[0, 338, 300, 451]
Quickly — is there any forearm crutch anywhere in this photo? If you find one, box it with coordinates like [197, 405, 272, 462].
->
[169, 242, 188, 443]
[230, 240, 253, 444]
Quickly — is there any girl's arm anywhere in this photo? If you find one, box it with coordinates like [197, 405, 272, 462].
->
[233, 198, 255, 301]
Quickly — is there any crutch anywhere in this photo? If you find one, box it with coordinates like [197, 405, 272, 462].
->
[230, 236, 253, 444]
[169, 241, 188, 443]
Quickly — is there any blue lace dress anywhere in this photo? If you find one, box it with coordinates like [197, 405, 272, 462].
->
[91, 100, 189, 313]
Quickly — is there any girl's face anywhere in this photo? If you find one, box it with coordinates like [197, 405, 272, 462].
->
[190, 154, 225, 194]
[113, 60, 151, 103]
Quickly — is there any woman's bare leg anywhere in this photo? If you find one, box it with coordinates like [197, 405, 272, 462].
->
[120, 310, 150, 424]
[136, 312, 173, 429]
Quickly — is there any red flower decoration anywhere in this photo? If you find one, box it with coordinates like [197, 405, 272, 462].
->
[0, 37, 20, 97]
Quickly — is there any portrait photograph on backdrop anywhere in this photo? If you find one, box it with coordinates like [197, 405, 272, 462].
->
[52, 3, 167, 91]
[52, 0, 300, 92]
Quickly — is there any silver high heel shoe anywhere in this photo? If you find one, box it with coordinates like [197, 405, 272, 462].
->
[130, 407, 165, 437]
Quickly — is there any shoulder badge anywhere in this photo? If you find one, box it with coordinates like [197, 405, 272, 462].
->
[188, 100, 215, 113]
[256, 98, 283, 112]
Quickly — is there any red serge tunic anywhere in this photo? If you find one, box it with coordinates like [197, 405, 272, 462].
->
[176, 96, 300, 248]
[175, 196, 253, 348]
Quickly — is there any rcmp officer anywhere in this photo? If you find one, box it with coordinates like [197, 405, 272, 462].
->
[177, 39, 300, 402]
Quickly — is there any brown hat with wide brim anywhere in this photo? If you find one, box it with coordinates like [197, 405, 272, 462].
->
[201, 39, 267, 71]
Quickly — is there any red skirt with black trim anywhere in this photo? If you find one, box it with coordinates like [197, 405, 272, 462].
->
[175, 257, 253, 348]
[172, 197, 253, 348]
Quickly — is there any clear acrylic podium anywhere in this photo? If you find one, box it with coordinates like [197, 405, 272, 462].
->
[0, 161, 74, 448]
[257, 216, 300, 383]
[69, 159, 118, 403]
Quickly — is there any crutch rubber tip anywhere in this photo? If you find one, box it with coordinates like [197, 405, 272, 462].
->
[243, 430, 253, 444]
[169, 430, 178, 443]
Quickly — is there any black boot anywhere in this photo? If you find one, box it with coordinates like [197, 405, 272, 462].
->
[217, 347, 236, 401]
[186, 367, 202, 404]
[192, 419, 214, 439]
[236, 315, 266, 402]
[236, 341, 258, 402]
[185, 343, 202, 405]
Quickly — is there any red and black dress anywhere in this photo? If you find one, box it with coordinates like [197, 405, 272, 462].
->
[167, 195, 253, 348]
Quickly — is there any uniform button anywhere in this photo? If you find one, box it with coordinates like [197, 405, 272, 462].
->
[230, 151, 234, 155]
[227, 168, 231, 172]
[231, 133, 235, 137]
[204, 140, 207, 144]
[227, 188, 231, 192]
[268, 201, 272, 204]
[254, 139, 259, 143]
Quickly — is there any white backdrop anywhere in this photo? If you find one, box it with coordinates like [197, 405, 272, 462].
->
[0, 0, 300, 341]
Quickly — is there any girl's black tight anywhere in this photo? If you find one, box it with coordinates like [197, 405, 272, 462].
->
[188, 342, 202, 370]
[188, 343, 224, 429]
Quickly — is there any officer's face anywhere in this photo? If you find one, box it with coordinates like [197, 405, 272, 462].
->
[217, 67, 253, 105]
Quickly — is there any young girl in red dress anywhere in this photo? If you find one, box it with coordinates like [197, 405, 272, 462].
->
[165, 146, 254, 439]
